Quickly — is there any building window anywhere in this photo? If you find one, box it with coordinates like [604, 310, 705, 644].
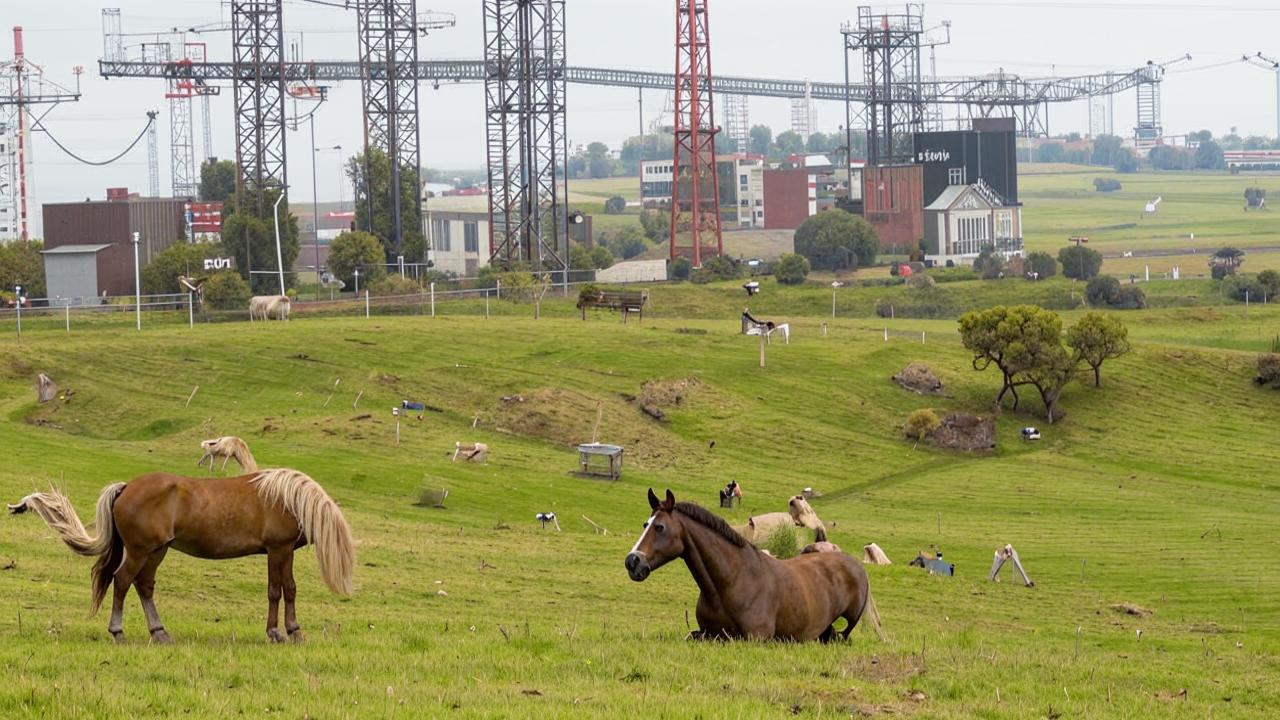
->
[996, 211, 1012, 238]
[948, 167, 965, 185]
[740, 174, 748, 185]
[432, 218, 451, 252]
[463, 222, 479, 253]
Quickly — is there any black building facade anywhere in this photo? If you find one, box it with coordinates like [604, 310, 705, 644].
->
[912, 121, 1019, 207]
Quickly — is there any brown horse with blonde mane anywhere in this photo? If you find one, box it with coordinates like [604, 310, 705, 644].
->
[8, 468, 354, 644]
[625, 489, 883, 642]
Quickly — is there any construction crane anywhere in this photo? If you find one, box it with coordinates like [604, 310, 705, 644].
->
[1134, 52, 1190, 145]
[1242, 52, 1279, 140]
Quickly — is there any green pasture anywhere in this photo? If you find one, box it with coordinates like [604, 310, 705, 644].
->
[0, 281, 1278, 718]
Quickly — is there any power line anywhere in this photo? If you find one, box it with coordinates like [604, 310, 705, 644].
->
[28, 112, 157, 167]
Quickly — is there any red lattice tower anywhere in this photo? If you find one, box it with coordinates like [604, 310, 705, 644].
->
[669, 0, 722, 266]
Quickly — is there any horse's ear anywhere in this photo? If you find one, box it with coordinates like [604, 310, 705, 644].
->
[663, 489, 676, 510]
[647, 488, 660, 511]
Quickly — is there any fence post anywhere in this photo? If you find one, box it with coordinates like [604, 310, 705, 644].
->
[921, 330, 926, 344]
[65, 304, 71, 334]
[430, 282, 436, 317]
[188, 293, 194, 328]
[16, 304, 21, 339]
[365, 290, 370, 318]
[883, 327, 888, 342]
[496, 279, 501, 301]
[485, 290, 490, 319]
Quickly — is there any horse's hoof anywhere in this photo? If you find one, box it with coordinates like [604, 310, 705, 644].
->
[150, 629, 173, 645]
[110, 631, 126, 644]
[267, 628, 286, 644]
[288, 628, 305, 644]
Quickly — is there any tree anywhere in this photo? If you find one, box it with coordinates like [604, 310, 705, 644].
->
[775, 130, 805, 156]
[589, 245, 615, 269]
[604, 196, 627, 214]
[1194, 140, 1225, 170]
[793, 210, 878, 271]
[639, 209, 670, 242]
[346, 147, 424, 262]
[1025, 251, 1056, 279]
[1211, 247, 1245, 275]
[1257, 354, 1280, 389]
[219, 191, 302, 294]
[1114, 149, 1139, 173]
[1066, 312, 1130, 387]
[199, 159, 236, 202]
[0, 240, 46, 299]
[1191, 129, 1213, 143]
[202, 271, 251, 310]
[141, 242, 226, 295]
[670, 256, 692, 280]
[1036, 142, 1065, 163]
[1257, 269, 1280, 298]
[585, 142, 615, 179]
[1086, 275, 1120, 306]
[748, 124, 772, 156]
[618, 133, 675, 171]
[959, 304, 1078, 421]
[774, 253, 810, 285]
[1059, 244, 1103, 280]
[903, 408, 941, 449]
[973, 246, 1007, 280]
[327, 231, 385, 289]
[1148, 145, 1193, 171]
[603, 225, 650, 260]
[569, 243, 594, 273]
[1091, 134, 1124, 166]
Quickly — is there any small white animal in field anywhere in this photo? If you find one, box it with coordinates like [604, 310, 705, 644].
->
[197, 436, 259, 473]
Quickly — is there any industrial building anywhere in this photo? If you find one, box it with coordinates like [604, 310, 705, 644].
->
[426, 210, 490, 277]
[40, 189, 187, 302]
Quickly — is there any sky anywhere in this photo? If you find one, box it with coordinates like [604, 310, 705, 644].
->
[7, 0, 1280, 235]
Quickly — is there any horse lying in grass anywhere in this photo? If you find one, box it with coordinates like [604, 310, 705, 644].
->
[626, 489, 883, 642]
[7, 468, 354, 644]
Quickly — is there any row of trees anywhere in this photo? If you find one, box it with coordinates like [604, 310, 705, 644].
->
[199, 160, 302, 294]
[0, 240, 46, 300]
[960, 306, 1131, 422]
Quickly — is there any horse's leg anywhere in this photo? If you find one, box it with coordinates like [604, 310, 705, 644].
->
[281, 549, 303, 642]
[220, 455, 230, 473]
[134, 547, 172, 644]
[107, 550, 148, 643]
[265, 545, 287, 643]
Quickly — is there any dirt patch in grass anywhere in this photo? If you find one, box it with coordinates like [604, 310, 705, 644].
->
[838, 653, 925, 684]
[638, 377, 703, 409]
[1111, 602, 1153, 617]
[491, 387, 694, 469]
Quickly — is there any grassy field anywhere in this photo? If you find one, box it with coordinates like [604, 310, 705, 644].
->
[1, 280, 1278, 718]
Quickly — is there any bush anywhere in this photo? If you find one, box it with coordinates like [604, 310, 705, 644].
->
[903, 408, 941, 447]
[1059, 245, 1104, 280]
[690, 255, 741, 284]
[907, 273, 936, 289]
[141, 242, 226, 295]
[1025, 251, 1057, 280]
[1093, 178, 1122, 192]
[328, 231, 386, 288]
[1111, 285, 1146, 310]
[1223, 274, 1266, 302]
[670, 256, 692, 281]
[1086, 275, 1121, 306]
[603, 226, 650, 260]
[758, 523, 800, 560]
[369, 274, 421, 296]
[973, 247, 1006, 280]
[927, 266, 977, 283]
[603, 196, 627, 214]
[1211, 264, 1231, 281]
[639, 209, 670, 242]
[793, 210, 877, 270]
[203, 271, 251, 310]
[773, 253, 810, 285]
[589, 246, 615, 270]
[1257, 354, 1280, 389]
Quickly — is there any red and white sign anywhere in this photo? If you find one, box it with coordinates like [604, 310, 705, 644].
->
[187, 201, 224, 234]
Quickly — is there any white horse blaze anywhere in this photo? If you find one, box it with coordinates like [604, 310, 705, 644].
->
[629, 514, 657, 555]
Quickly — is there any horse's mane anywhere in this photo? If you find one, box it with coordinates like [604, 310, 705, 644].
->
[673, 502, 748, 548]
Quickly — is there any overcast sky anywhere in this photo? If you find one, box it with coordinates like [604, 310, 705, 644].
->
[9, 0, 1280, 233]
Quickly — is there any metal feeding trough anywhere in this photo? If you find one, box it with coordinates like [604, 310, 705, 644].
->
[575, 443, 624, 480]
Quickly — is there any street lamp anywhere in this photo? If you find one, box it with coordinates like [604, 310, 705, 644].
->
[273, 190, 287, 296]
[132, 231, 141, 331]
[831, 281, 843, 318]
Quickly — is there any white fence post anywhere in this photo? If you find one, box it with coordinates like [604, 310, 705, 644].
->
[16, 304, 21, 339]
[485, 290, 490, 319]
[430, 282, 436, 317]
[496, 279, 501, 301]
[188, 293, 194, 328]
[883, 327, 888, 342]
[65, 304, 70, 334]
[921, 330, 926, 344]
[365, 291, 370, 318]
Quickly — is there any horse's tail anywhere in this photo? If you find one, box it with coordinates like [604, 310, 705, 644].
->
[7, 483, 126, 614]
[251, 469, 354, 595]
[862, 588, 887, 642]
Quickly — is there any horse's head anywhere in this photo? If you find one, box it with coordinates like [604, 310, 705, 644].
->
[625, 488, 684, 582]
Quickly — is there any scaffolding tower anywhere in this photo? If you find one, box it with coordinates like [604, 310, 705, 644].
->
[843, 4, 926, 166]
[670, 0, 722, 266]
[358, 0, 422, 255]
[789, 81, 813, 143]
[232, 0, 287, 214]
[483, 0, 568, 270]
[722, 93, 748, 152]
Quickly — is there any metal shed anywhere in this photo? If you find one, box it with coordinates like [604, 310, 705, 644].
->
[41, 244, 111, 304]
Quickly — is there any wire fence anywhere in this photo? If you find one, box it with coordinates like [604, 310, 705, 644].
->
[0, 282, 607, 339]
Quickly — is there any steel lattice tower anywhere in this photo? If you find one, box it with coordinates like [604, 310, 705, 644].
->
[358, 0, 421, 255]
[166, 55, 198, 198]
[232, 0, 287, 214]
[669, 0, 722, 266]
[483, 0, 568, 270]
[843, 4, 925, 166]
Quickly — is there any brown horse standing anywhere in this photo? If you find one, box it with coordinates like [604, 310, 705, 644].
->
[625, 489, 883, 642]
[8, 469, 354, 644]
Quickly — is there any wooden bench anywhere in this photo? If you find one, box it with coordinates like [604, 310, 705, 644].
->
[577, 290, 648, 323]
